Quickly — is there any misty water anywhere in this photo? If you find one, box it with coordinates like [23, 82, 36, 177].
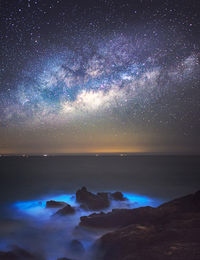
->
[0, 155, 200, 259]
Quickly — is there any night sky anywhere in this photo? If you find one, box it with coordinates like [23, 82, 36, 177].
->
[0, 0, 200, 154]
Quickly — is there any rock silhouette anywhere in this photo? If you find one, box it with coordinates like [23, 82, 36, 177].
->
[55, 204, 75, 215]
[111, 191, 126, 201]
[92, 190, 200, 260]
[46, 200, 67, 208]
[76, 186, 110, 210]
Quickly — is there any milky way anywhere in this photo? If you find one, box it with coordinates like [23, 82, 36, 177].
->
[0, 0, 200, 153]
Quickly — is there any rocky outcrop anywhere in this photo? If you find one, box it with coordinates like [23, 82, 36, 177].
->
[158, 190, 200, 213]
[80, 190, 200, 228]
[46, 188, 127, 213]
[46, 200, 67, 208]
[93, 190, 200, 260]
[55, 204, 75, 215]
[95, 213, 200, 260]
[80, 206, 156, 228]
[111, 191, 126, 201]
[76, 187, 110, 210]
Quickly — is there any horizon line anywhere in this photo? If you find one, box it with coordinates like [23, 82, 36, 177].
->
[0, 152, 200, 156]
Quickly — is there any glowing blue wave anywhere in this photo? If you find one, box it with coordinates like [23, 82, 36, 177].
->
[13, 192, 162, 217]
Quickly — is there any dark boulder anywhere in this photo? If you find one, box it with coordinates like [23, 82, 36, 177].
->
[76, 186, 90, 203]
[76, 187, 110, 210]
[55, 204, 75, 216]
[97, 192, 110, 201]
[111, 191, 126, 201]
[46, 200, 67, 208]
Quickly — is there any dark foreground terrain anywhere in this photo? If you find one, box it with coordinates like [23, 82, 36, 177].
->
[0, 188, 200, 260]
[91, 190, 200, 260]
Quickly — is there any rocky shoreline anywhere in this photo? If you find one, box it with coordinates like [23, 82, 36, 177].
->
[0, 188, 199, 260]
[92, 190, 200, 260]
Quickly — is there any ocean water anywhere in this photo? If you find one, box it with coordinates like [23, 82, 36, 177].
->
[0, 155, 199, 259]
[0, 155, 199, 203]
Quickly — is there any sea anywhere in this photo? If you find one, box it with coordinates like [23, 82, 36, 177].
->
[0, 155, 199, 259]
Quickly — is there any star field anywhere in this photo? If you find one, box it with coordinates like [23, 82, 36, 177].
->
[0, 0, 200, 154]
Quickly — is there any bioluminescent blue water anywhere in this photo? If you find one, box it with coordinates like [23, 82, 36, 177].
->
[13, 194, 77, 219]
[13, 192, 162, 217]
[0, 192, 163, 260]
[124, 192, 162, 207]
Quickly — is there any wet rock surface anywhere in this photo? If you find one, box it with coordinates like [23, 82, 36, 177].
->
[76, 186, 110, 210]
[93, 190, 200, 260]
[80, 206, 156, 228]
[80, 190, 200, 228]
[55, 204, 75, 215]
[111, 191, 126, 201]
[3, 188, 199, 260]
[46, 200, 67, 208]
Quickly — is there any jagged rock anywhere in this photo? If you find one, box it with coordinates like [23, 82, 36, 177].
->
[69, 239, 84, 254]
[80, 190, 200, 229]
[111, 191, 126, 201]
[80, 206, 156, 228]
[95, 214, 200, 260]
[93, 190, 200, 260]
[158, 190, 200, 213]
[76, 187, 110, 210]
[46, 200, 67, 208]
[55, 204, 75, 215]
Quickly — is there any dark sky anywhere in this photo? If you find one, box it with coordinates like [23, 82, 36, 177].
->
[0, 0, 200, 154]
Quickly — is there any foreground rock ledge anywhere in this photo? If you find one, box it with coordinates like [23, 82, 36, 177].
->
[80, 190, 200, 228]
[92, 190, 200, 260]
